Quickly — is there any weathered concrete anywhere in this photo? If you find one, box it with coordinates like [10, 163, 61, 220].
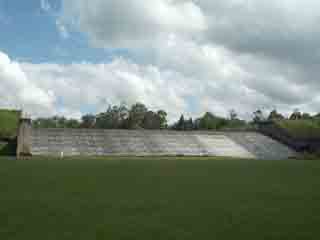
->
[29, 129, 297, 159]
[16, 118, 32, 157]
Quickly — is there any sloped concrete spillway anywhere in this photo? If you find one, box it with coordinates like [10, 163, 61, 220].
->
[29, 129, 297, 159]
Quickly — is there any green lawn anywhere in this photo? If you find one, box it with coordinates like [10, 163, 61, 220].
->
[0, 157, 320, 239]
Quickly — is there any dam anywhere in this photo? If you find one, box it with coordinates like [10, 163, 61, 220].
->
[16, 117, 297, 159]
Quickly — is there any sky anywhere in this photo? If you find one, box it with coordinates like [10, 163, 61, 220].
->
[0, 0, 320, 121]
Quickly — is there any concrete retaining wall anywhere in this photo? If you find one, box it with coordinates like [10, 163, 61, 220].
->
[15, 116, 297, 159]
[29, 129, 297, 159]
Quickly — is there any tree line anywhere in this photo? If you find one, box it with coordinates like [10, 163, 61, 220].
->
[32, 103, 320, 130]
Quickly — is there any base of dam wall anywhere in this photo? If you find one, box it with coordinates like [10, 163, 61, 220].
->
[29, 129, 297, 160]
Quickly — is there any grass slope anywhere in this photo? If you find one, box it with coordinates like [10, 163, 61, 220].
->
[276, 119, 320, 139]
[0, 109, 20, 139]
[0, 140, 17, 156]
[1, 157, 320, 239]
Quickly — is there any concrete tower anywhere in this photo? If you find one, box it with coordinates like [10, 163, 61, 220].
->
[16, 112, 32, 158]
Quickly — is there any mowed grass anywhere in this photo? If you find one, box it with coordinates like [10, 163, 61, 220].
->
[0, 157, 320, 239]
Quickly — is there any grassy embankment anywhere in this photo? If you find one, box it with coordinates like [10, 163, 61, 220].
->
[274, 119, 320, 157]
[0, 110, 20, 155]
[0, 157, 319, 239]
[0, 109, 20, 139]
[275, 119, 320, 139]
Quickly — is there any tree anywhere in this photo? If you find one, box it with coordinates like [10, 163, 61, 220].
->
[173, 114, 186, 130]
[118, 103, 129, 124]
[65, 119, 80, 128]
[193, 118, 201, 130]
[142, 111, 161, 129]
[253, 109, 264, 123]
[96, 104, 128, 129]
[54, 116, 65, 128]
[32, 118, 57, 128]
[157, 110, 168, 129]
[301, 112, 312, 120]
[198, 112, 213, 130]
[229, 109, 238, 121]
[32, 116, 60, 128]
[197, 112, 227, 130]
[290, 109, 302, 120]
[81, 114, 96, 128]
[185, 118, 194, 131]
[127, 103, 148, 129]
[268, 109, 284, 121]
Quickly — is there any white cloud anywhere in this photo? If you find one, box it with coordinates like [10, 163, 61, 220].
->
[3, 0, 320, 121]
[61, 0, 207, 48]
[3, 43, 319, 122]
[0, 51, 55, 117]
[57, 0, 320, 117]
[20, 58, 190, 121]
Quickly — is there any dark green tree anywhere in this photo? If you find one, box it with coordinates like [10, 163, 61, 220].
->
[229, 109, 238, 121]
[301, 113, 312, 120]
[268, 110, 285, 121]
[198, 112, 223, 130]
[157, 110, 168, 129]
[142, 111, 161, 129]
[126, 103, 148, 129]
[173, 115, 186, 130]
[290, 109, 302, 120]
[65, 119, 80, 128]
[81, 114, 96, 128]
[96, 104, 128, 129]
[185, 118, 194, 131]
[253, 109, 264, 123]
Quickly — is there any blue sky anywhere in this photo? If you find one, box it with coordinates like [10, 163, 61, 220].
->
[0, 0, 127, 64]
[0, 0, 319, 120]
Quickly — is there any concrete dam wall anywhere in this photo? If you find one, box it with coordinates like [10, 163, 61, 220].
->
[27, 128, 296, 159]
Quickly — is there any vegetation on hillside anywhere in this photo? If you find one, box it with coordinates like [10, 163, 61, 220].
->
[172, 111, 248, 131]
[32, 103, 248, 131]
[275, 119, 320, 139]
[0, 103, 318, 138]
[31, 103, 320, 135]
[252, 109, 320, 140]
[0, 109, 20, 139]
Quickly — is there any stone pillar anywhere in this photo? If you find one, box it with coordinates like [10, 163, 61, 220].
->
[17, 117, 32, 158]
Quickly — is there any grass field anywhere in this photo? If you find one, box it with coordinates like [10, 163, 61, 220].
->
[0, 157, 320, 239]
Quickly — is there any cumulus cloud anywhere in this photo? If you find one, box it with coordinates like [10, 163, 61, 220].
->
[0, 51, 55, 116]
[3, 1, 320, 121]
[197, 0, 320, 67]
[61, 0, 320, 65]
[20, 58, 190, 121]
[57, 0, 320, 117]
[62, 0, 207, 48]
[2, 45, 317, 122]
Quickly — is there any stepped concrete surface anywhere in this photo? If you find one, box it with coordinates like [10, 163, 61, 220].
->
[30, 129, 297, 159]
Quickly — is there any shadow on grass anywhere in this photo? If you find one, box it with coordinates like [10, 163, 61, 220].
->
[0, 139, 17, 156]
